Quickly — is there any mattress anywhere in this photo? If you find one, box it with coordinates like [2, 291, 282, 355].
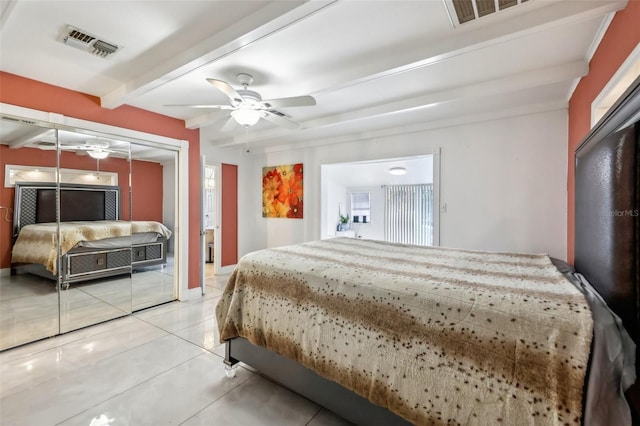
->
[216, 238, 594, 425]
[11, 220, 172, 274]
[76, 232, 161, 248]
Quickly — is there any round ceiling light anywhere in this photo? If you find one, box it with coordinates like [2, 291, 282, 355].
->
[231, 109, 262, 127]
[389, 167, 407, 176]
[88, 148, 109, 159]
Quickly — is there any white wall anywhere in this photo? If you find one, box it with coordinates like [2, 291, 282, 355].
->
[206, 109, 569, 262]
[325, 174, 348, 236]
[433, 113, 568, 258]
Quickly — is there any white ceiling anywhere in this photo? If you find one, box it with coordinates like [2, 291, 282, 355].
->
[0, 0, 628, 152]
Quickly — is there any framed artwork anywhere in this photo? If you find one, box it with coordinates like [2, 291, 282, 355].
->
[262, 163, 303, 218]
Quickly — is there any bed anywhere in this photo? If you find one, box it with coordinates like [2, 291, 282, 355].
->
[216, 76, 640, 425]
[10, 182, 171, 285]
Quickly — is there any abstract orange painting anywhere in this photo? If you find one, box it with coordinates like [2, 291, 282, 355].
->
[262, 163, 303, 218]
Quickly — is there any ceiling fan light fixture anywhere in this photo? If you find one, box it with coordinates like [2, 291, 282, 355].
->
[389, 167, 407, 176]
[88, 148, 109, 159]
[231, 109, 262, 127]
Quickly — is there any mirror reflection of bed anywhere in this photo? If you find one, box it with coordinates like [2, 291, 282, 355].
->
[0, 117, 179, 350]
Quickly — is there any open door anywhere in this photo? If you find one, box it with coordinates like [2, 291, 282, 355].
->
[200, 161, 236, 281]
[201, 160, 223, 291]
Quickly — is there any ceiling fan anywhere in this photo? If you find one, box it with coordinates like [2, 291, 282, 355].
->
[168, 73, 316, 130]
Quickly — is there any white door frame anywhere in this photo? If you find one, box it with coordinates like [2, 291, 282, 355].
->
[199, 155, 206, 295]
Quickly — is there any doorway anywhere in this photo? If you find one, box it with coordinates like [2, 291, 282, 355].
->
[320, 155, 440, 245]
[201, 163, 220, 284]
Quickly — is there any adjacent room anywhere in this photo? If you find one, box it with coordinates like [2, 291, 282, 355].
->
[0, 0, 639, 425]
[321, 156, 435, 243]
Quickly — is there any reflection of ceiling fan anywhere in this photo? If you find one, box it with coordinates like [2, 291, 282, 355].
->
[35, 139, 117, 159]
[67, 140, 113, 159]
[168, 73, 316, 130]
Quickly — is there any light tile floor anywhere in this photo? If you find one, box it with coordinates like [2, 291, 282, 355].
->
[0, 273, 353, 426]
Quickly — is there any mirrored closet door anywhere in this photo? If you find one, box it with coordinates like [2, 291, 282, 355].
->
[0, 117, 60, 349]
[0, 115, 179, 350]
[130, 143, 177, 311]
[57, 129, 133, 334]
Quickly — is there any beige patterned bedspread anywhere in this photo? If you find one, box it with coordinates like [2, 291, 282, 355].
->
[216, 238, 593, 425]
[11, 220, 172, 274]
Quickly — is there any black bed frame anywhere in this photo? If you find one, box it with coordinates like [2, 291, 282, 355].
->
[11, 182, 168, 285]
[224, 77, 640, 424]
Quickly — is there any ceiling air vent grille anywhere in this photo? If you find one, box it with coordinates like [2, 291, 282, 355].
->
[447, 0, 529, 25]
[60, 25, 120, 58]
[35, 141, 56, 147]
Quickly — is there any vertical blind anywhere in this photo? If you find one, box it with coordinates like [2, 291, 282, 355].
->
[384, 184, 434, 246]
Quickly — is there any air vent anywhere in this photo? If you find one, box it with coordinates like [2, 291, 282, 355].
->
[35, 141, 55, 147]
[447, 0, 530, 25]
[3, 117, 38, 125]
[60, 25, 120, 58]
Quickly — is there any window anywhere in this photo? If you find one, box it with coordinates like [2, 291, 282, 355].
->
[350, 192, 370, 223]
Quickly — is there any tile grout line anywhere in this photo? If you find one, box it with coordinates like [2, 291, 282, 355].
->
[176, 373, 256, 426]
[304, 407, 324, 426]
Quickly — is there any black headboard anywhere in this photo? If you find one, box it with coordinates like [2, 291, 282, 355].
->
[13, 182, 120, 237]
[574, 75, 640, 344]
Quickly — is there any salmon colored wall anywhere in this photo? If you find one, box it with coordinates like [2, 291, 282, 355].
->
[0, 72, 201, 289]
[567, 1, 640, 264]
[0, 147, 162, 268]
[221, 163, 238, 266]
[131, 161, 164, 221]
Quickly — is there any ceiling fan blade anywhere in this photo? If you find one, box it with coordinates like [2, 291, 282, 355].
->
[257, 95, 316, 109]
[206, 78, 243, 103]
[220, 116, 237, 132]
[164, 104, 235, 110]
[262, 111, 299, 130]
